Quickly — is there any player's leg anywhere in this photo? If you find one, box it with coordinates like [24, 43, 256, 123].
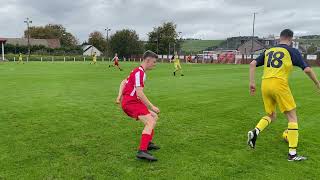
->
[284, 110, 306, 161]
[148, 111, 160, 150]
[178, 64, 184, 76]
[278, 87, 307, 161]
[248, 81, 276, 148]
[248, 112, 275, 149]
[174, 64, 180, 76]
[116, 64, 122, 71]
[173, 64, 178, 76]
[136, 114, 158, 161]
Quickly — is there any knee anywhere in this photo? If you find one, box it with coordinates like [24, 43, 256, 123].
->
[152, 113, 159, 122]
[146, 118, 157, 129]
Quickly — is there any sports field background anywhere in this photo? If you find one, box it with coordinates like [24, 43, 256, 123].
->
[0, 62, 319, 179]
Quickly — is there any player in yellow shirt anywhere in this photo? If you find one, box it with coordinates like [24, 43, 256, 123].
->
[18, 53, 24, 64]
[90, 52, 97, 64]
[172, 52, 184, 76]
[247, 29, 320, 161]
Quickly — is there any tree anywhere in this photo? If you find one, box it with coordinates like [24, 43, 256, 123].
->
[109, 29, 144, 58]
[24, 24, 78, 47]
[145, 22, 181, 55]
[307, 45, 317, 54]
[88, 31, 107, 54]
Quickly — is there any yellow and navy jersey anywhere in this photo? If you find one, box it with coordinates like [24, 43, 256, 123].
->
[173, 56, 180, 64]
[255, 44, 309, 82]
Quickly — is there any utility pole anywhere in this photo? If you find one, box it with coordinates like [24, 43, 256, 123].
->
[105, 28, 111, 58]
[168, 43, 171, 61]
[174, 31, 182, 54]
[24, 17, 32, 59]
[251, 12, 257, 57]
[156, 30, 160, 54]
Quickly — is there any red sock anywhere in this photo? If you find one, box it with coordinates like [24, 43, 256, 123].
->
[150, 129, 155, 142]
[139, 134, 151, 151]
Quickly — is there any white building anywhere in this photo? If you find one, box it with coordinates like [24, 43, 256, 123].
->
[82, 45, 102, 56]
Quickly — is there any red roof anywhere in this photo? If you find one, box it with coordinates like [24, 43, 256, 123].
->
[0, 38, 7, 43]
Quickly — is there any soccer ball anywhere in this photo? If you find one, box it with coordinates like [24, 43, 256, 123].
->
[282, 129, 289, 143]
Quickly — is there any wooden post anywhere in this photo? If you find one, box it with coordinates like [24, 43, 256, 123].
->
[1, 42, 4, 61]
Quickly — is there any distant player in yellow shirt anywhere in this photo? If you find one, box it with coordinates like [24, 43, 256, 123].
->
[172, 52, 184, 76]
[18, 53, 24, 64]
[247, 29, 320, 161]
[90, 52, 97, 64]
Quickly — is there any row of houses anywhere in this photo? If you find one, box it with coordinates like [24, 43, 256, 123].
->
[216, 36, 307, 55]
[5, 38, 61, 49]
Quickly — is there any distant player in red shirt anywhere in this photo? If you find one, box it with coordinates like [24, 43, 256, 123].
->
[109, 53, 122, 71]
[116, 50, 160, 161]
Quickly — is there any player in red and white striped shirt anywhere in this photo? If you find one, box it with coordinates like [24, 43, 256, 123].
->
[116, 50, 160, 161]
[109, 53, 122, 71]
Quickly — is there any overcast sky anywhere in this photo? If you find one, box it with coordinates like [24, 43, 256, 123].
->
[1, 0, 319, 43]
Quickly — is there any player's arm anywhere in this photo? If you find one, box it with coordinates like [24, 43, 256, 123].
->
[249, 60, 257, 96]
[304, 67, 320, 91]
[116, 79, 126, 104]
[249, 52, 265, 96]
[291, 49, 320, 91]
[136, 87, 160, 113]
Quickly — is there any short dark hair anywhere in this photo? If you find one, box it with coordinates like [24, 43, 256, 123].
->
[143, 50, 158, 59]
[280, 29, 294, 38]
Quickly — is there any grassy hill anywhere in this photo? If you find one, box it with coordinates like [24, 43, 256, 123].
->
[181, 40, 224, 53]
[297, 39, 320, 47]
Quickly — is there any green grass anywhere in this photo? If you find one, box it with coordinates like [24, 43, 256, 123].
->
[0, 62, 319, 179]
[181, 40, 224, 53]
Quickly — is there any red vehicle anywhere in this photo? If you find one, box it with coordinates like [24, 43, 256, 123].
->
[218, 52, 235, 64]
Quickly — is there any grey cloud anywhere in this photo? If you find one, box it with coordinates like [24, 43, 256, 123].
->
[0, 0, 319, 42]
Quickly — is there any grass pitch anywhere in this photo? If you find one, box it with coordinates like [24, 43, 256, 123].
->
[0, 62, 319, 179]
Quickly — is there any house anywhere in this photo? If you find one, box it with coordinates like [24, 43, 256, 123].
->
[6, 38, 61, 48]
[82, 45, 102, 56]
[237, 39, 266, 55]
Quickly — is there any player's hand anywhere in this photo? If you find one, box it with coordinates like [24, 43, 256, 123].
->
[151, 106, 160, 114]
[250, 82, 256, 96]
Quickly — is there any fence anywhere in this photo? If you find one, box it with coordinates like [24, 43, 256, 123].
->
[3, 54, 320, 66]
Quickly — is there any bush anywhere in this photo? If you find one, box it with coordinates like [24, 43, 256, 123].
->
[5, 44, 83, 55]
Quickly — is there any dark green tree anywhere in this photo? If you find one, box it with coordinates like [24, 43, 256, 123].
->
[88, 31, 107, 53]
[109, 29, 144, 58]
[145, 22, 181, 55]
